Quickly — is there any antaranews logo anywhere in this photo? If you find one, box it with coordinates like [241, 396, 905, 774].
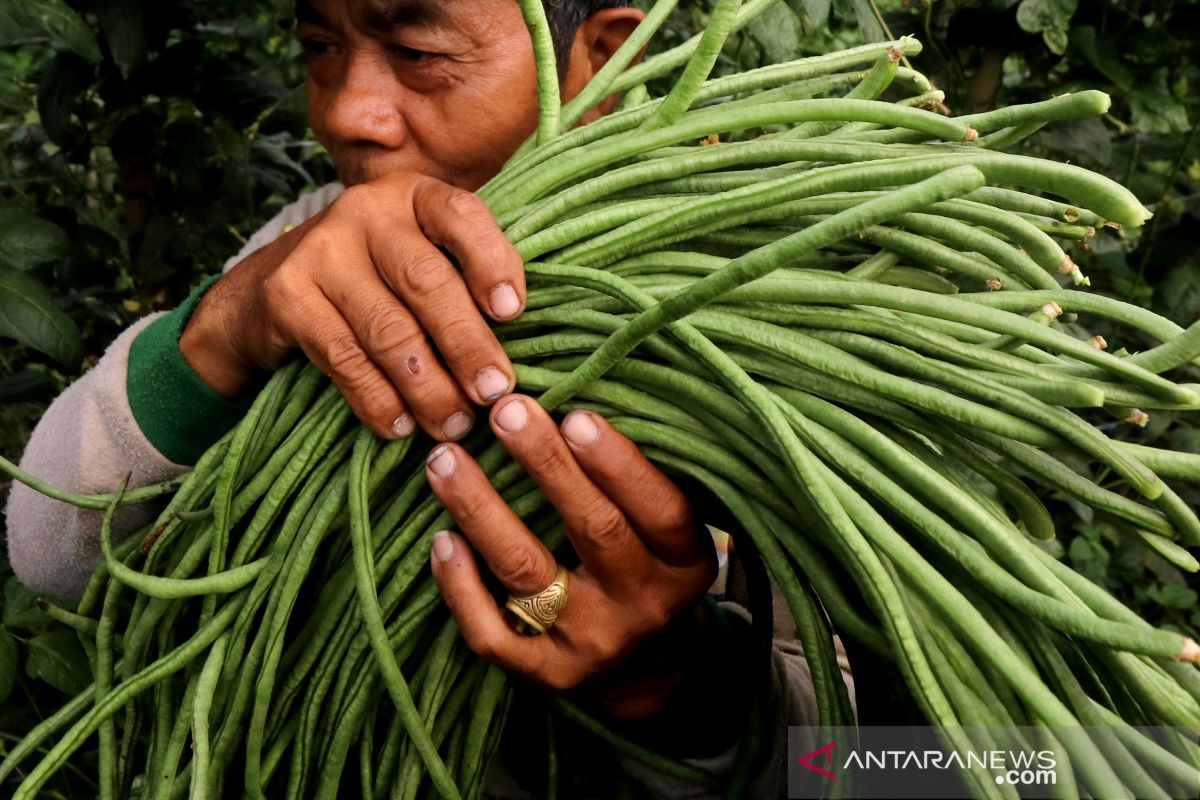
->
[787, 726, 1200, 799]
[796, 742, 837, 781]
[794, 738, 1054, 790]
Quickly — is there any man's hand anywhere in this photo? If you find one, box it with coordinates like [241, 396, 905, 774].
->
[425, 395, 718, 718]
[179, 171, 526, 442]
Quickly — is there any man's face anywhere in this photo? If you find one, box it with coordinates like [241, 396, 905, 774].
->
[297, 0, 543, 190]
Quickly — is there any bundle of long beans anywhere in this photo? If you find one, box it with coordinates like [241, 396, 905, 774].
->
[4, 0, 1200, 797]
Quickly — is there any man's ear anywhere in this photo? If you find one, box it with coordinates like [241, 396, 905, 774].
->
[561, 7, 647, 126]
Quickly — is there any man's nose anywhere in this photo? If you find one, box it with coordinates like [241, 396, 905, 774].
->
[322, 52, 407, 150]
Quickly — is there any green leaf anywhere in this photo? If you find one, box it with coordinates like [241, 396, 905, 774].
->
[37, 53, 93, 146]
[1148, 584, 1199, 610]
[25, 627, 90, 695]
[0, 0, 101, 63]
[1069, 26, 1134, 90]
[747, 3, 801, 64]
[92, 0, 146, 76]
[0, 207, 70, 271]
[1038, 117, 1113, 168]
[846, 0, 887, 42]
[797, 0, 831, 29]
[1155, 265, 1200, 327]
[0, 271, 84, 368]
[0, 627, 17, 705]
[3, 576, 51, 630]
[1130, 87, 1190, 135]
[1168, 426, 1200, 456]
[1016, 0, 1077, 37]
[1042, 27, 1068, 56]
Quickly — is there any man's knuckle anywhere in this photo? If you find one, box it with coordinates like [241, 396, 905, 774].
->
[446, 190, 492, 219]
[639, 599, 674, 633]
[437, 315, 486, 353]
[363, 305, 421, 356]
[574, 500, 627, 545]
[325, 335, 368, 376]
[582, 628, 626, 666]
[497, 546, 547, 591]
[466, 628, 503, 662]
[452, 492, 490, 527]
[543, 669, 583, 694]
[263, 268, 303, 309]
[402, 251, 454, 295]
[654, 496, 695, 536]
[336, 183, 374, 212]
[522, 445, 572, 481]
[296, 226, 340, 264]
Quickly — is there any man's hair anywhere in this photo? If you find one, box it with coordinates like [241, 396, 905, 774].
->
[544, 0, 633, 67]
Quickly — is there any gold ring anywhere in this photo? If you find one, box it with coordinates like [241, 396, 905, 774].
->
[504, 566, 569, 636]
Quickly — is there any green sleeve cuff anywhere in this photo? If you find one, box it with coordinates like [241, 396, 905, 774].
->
[127, 275, 252, 466]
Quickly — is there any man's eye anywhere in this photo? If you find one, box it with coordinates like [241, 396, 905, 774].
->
[300, 39, 332, 56]
[389, 45, 437, 64]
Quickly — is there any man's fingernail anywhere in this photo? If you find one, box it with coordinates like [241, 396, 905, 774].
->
[443, 412, 473, 441]
[475, 366, 511, 404]
[431, 530, 454, 563]
[494, 397, 529, 433]
[427, 445, 456, 477]
[391, 414, 415, 439]
[563, 410, 599, 446]
[490, 283, 522, 319]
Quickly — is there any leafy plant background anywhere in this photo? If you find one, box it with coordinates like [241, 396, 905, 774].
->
[1, 0, 1197, 793]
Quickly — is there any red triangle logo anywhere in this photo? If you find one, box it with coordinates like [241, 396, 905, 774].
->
[797, 742, 837, 780]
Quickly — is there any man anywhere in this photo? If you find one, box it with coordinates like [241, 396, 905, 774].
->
[7, 1, 852, 795]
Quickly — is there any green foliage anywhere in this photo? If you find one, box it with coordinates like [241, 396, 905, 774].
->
[0, 0, 333, 452]
[0, 557, 100, 796]
[0, 9, 330, 785]
[0, 272, 83, 367]
[1015, 0, 1076, 54]
[24, 628, 90, 695]
[3, 577, 51, 629]
[0, 627, 17, 705]
[0, 206, 70, 272]
[0, 0, 102, 63]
